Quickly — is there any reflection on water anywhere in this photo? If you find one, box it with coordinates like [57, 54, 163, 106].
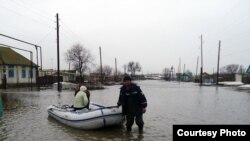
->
[0, 81, 250, 141]
[0, 94, 3, 116]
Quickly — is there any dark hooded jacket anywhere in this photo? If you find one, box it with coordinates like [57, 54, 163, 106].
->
[117, 83, 147, 116]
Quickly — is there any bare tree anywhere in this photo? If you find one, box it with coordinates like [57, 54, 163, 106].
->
[96, 65, 113, 77]
[226, 64, 238, 74]
[65, 43, 94, 83]
[95, 65, 123, 82]
[238, 65, 245, 74]
[127, 61, 141, 76]
[103, 65, 113, 77]
[220, 64, 244, 74]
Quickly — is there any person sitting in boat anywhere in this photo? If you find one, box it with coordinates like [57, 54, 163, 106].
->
[73, 85, 89, 110]
[74, 84, 91, 109]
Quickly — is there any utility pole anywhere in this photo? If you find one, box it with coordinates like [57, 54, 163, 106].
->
[115, 58, 117, 81]
[183, 64, 185, 74]
[200, 34, 203, 86]
[39, 46, 42, 70]
[216, 40, 221, 85]
[170, 66, 173, 81]
[178, 58, 181, 74]
[99, 46, 103, 84]
[51, 58, 53, 69]
[178, 58, 181, 82]
[183, 63, 185, 81]
[56, 13, 61, 91]
[35, 46, 39, 89]
[196, 56, 199, 79]
[30, 52, 33, 88]
[124, 64, 127, 74]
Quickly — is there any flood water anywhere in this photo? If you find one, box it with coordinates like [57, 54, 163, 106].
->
[0, 80, 250, 141]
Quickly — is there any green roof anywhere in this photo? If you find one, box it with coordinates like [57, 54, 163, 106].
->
[246, 65, 250, 73]
[0, 46, 37, 66]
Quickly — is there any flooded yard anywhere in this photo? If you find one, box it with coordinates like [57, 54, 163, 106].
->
[1, 80, 250, 141]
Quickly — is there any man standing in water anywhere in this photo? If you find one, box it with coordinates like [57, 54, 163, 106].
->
[117, 75, 147, 133]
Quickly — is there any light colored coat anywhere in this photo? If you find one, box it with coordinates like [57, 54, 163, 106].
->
[73, 91, 88, 108]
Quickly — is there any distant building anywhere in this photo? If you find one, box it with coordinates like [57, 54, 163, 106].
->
[89, 73, 102, 83]
[61, 70, 77, 82]
[203, 72, 214, 84]
[0, 46, 37, 88]
[144, 74, 163, 80]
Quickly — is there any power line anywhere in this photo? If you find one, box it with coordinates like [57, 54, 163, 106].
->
[9, 0, 55, 22]
[60, 20, 86, 43]
[0, 4, 54, 29]
[204, 0, 242, 31]
[37, 29, 55, 44]
[216, 14, 250, 39]
[19, 0, 54, 18]
[206, 1, 249, 38]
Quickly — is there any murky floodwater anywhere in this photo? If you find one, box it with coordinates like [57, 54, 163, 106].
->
[0, 80, 250, 141]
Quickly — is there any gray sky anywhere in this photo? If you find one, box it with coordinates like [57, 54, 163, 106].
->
[0, 0, 249, 74]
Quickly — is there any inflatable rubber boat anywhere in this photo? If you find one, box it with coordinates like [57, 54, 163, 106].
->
[47, 102, 124, 130]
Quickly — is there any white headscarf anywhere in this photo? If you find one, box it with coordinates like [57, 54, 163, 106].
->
[80, 86, 87, 92]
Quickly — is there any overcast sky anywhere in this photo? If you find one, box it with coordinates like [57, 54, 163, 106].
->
[0, 0, 249, 74]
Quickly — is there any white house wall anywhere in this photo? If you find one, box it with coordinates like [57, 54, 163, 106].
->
[17, 66, 36, 83]
[235, 74, 242, 82]
[0, 65, 36, 84]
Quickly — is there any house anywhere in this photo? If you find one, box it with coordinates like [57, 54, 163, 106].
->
[182, 73, 192, 82]
[61, 70, 77, 82]
[89, 73, 102, 83]
[202, 72, 214, 84]
[0, 46, 37, 88]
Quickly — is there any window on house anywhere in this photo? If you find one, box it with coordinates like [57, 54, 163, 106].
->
[29, 70, 33, 78]
[22, 66, 26, 78]
[8, 65, 14, 78]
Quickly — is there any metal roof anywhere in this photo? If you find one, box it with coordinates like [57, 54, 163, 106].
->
[0, 46, 36, 66]
[246, 65, 250, 73]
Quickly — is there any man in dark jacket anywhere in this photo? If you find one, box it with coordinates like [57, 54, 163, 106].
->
[117, 75, 147, 133]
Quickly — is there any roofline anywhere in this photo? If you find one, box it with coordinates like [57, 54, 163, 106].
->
[0, 64, 38, 67]
[0, 46, 37, 66]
